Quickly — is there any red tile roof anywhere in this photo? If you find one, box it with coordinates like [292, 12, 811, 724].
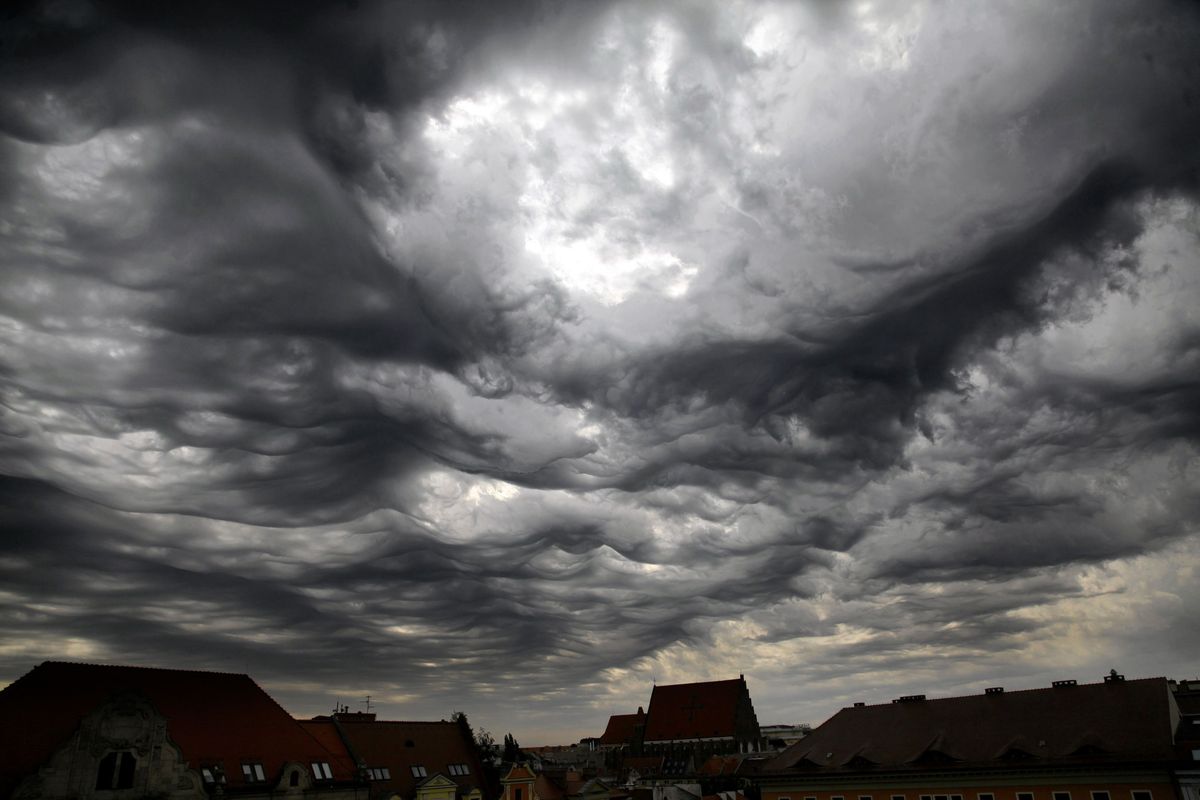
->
[0, 661, 356, 799]
[325, 719, 486, 799]
[763, 677, 1178, 774]
[696, 755, 743, 776]
[599, 708, 645, 746]
[643, 679, 745, 742]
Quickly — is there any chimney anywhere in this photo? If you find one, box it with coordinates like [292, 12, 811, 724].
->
[893, 694, 926, 703]
[334, 711, 377, 722]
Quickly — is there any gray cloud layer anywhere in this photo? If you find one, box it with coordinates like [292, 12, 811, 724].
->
[1, 0, 1199, 739]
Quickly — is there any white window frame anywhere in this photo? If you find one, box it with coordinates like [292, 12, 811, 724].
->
[411, 765, 428, 778]
[311, 762, 332, 780]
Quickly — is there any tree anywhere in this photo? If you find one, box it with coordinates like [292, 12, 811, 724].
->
[502, 732, 521, 763]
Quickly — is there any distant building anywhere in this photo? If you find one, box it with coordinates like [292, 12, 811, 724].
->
[756, 675, 1186, 800]
[641, 677, 764, 760]
[306, 713, 488, 800]
[600, 708, 647, 771]
[760, 725, 811, 751]
[0, 661, 360, 800]
[1172, 678, 1200, 800]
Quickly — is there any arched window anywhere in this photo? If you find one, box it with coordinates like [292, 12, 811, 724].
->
[290, 770, 301, 787]
[96, 751, 137, 790]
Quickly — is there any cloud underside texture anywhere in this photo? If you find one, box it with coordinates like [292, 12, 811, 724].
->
[1, 0, 1199, 732]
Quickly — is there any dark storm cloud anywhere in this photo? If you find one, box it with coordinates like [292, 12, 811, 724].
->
[1, 0, 1199, 736]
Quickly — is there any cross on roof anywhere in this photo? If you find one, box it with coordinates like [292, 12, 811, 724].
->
[683, 694, 704, 722]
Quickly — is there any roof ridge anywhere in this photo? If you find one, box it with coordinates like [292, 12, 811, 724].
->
[37, 660, 252, 678]
[846, 676, 1167, 708]
[338, 719, 459, 725]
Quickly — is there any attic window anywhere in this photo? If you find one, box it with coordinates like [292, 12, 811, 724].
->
[367, 768, 391, 780]
[1053, 793, 1070, 800]
[449, 764, 471, 776]
[96, 751, 137, 791]
[1131, 792, 1152, 800]
[1016, 793, 1034, 800]
[411, 766, 428, 778]
[200, 765, 226, 785]
[311, 762, 333, 781]
[1091, 793, 1111, 800]
[242, 763, 266, 783]
[978, 795, 995, 800]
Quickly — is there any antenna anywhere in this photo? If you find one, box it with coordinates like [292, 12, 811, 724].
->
[362, 695, 374, 713]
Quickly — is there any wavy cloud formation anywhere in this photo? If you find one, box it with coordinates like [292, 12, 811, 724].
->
[1, 0, 1198, 740]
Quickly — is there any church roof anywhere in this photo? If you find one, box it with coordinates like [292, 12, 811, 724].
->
[643, 679, 747, 742]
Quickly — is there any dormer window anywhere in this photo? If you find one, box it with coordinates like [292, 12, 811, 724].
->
[311, 762, 333, 781]
[201, 765, 227, 786]
[411, 765, 428, 778]
[242, 763, 266, 782]
[448, 764, 470, 776]
[368, 768, 391, 780]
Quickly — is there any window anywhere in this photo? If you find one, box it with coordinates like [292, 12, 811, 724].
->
[892, 795, 905, 800]
[860, 795, 873, 800]
[515, 789, 523, 800]
[1131, 793, 1152, 800]
[1017, 794, 1035, 800]
[1092, 793, 1111, 800]
[368, 768, 392, 780]
[832, 796, 845, 800]
[411, 766, 428, 778]
[920, 795, 932, 800]
[311, 762, 332, 781]
[934, 795, 948, 800]
[1053, 793, 1070, 800]
[290, 771, 300, 788]
[96, 751, 137, 791]
[242, 763, 266, 782]
[449, 764, 471, 776]
[978, 794, 994, 800]
[200, 765, 226, 786]
[951, 795, 963, 800]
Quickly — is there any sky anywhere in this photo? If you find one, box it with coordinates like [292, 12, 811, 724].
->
[1, 0, 1199, 746]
